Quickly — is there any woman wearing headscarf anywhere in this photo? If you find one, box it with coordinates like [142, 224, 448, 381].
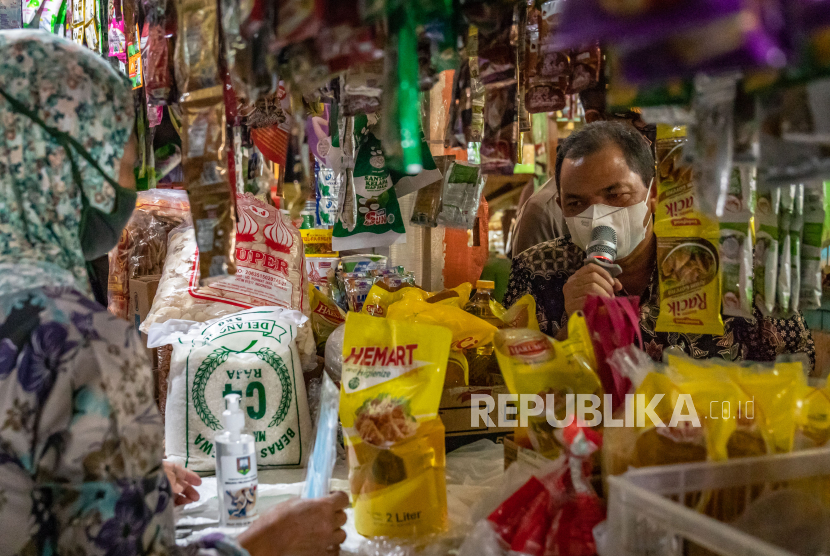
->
[0, 31, 347, 556]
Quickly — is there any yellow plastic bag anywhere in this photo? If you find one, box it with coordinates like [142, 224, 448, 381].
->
[361, 284, 425, 317]
[386, 297, 498, 351]
[493, 314, 600, 460]
[427, 282, 472, 308]
[491, 294, 540, 330]
[310, 286, 345, 354]
[654, 125, 724, 336]
[795, 379, 830, 449]
[340, 313, 452, 538]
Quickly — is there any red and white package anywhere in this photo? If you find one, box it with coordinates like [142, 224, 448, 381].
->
[141, 192, 310, 333]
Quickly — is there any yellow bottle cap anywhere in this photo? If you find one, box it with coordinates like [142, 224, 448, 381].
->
[476, 280, 495, 290]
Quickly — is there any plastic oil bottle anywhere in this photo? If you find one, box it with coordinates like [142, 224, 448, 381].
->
[215, 393, 258, 526]
[463, 280, 504, 386]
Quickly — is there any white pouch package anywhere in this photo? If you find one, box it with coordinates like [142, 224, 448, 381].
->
[151, 307, 312, 472]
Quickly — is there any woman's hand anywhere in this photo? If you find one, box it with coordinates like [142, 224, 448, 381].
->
[162, 461, 202, 506]
[238, 492, 350, 556]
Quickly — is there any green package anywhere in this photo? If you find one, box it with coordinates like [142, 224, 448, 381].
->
[332, 127, 406, 251]
[777, 185, 795, 315]
[720, 167, 755, 318]
[754, 188, 780, 316]
[800, 181, 828, 310]
[789, 184, 804, 314]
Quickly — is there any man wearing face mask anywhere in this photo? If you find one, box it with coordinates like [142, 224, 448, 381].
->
[505, 121, 816, 370]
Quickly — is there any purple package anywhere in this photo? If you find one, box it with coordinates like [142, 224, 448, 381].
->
[307, 103, 330, 162]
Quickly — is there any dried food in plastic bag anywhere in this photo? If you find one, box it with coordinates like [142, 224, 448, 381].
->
[800, 181, 829, 311]
[340, 312, 451, 538]
[180, 88, 236, 284]
[108, 189, 190, 320]
[174, 0, 220, 99]
[437, 161, 486, 229]
[568, 42, 601, 94]
[141, 193, 310, 332]
[144, 10, 174, 105]
[754, 188, 781, 316]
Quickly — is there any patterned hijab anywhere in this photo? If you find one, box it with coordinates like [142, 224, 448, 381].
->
[0, 30, 134, 295]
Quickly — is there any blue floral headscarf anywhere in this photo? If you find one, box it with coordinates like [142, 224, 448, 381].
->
[0, 30, 134, 295]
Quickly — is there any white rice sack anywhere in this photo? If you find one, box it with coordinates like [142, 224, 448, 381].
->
[161, 308, 312, 472]
[141, 193, 311, 333]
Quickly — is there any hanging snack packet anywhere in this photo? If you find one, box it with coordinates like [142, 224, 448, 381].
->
[340, 313, 452, 538]
[332, 126, 406, 250]
[436, 162, 486, 230]
[386, 297, 498, 352]
[777, 185, 795, 315]
[310, 285, 345, 356]
[800, 182, 828, 310]
[174, 0, 220, 99]
[180, 87, 236, 284]
[654, 125, 723, 336]
[410, 155, 453, 228]
[524, 0, 569, 114]
[342, 60, 384, 116]
[152, 307, 312, 472]
[755, 188, 781, 316]
[467, 26, 485, 143]
[315, 162, 341, 228]
[720, 167, 755, 318]
[493, 314, 600, 460]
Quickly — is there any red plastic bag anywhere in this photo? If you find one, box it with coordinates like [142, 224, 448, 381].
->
[582, 294, 642, 412]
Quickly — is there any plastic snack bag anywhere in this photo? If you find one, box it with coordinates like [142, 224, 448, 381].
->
[789, 184, 804, 314]
[800, 182, 829, 310]
[310, 286, 345, 356]
[340, 312, 452, 538]
[332, 121, 406, 251]
[386, 297, 499, 352]
[437, 162, 487, 230]
[494, 314, 600, 460]
[180, 88, 236, 284]
[720, 167, 755, 318]
[174, 0, 220, 98]
[306, 255, 339, 294]
[150, 307, 313, 472]
[777, 185, 795, 316]
[755, 188, 781, 316]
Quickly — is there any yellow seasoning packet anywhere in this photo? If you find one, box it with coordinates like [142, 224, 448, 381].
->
[655, 125, 724, 336]
[309, 286, 345, 355]
[340, 313, 452, 538]
[386, 297, 498, 351]
[493, 314, 600, 460]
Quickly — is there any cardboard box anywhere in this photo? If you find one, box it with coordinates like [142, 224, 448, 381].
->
[439, 385, 514, 452]
[129, 275, 161, 367]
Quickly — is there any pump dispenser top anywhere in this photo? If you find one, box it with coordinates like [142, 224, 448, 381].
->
[222, 394, 245, 442]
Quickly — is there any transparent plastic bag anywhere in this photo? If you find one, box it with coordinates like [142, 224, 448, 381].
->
[302, 373, 340, 499]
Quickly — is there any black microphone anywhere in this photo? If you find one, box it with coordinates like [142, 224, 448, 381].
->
[585, 225, 622, 277]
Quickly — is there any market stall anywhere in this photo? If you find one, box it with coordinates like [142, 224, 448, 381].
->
[5, 0, 830, 554]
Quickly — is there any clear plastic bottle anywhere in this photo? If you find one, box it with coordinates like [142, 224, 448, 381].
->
[463, 280, 504, 386]
[215, 394, 258, 526]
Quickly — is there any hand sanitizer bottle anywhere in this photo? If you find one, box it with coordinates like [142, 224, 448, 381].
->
[215, 393, 258, 526]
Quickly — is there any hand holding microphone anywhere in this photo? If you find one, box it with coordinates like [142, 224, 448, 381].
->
[563, 225, 623, 317]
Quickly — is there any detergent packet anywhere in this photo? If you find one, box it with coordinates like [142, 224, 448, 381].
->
[493, 314, 600, 461]
[310, 286, 346, 356]
[754, 188, 781, 316]
[340, 313, 452, 538]
[386, 297, 499, 352]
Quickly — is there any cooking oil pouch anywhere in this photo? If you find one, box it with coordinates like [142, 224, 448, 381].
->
[794, 379, 830, 450]
[490, 294, 540, 330]
[445, 350, 469, 387]
[361, 283, 424, 317]
[493, 314, 600, 460]
[340, 312, 452, 538]
[386, 298, 498, 352]
[754, 188, 780, 316]
[310, 286, 345, 356]
[426, 282, 472, 308]
[800, 182, 828, 310]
